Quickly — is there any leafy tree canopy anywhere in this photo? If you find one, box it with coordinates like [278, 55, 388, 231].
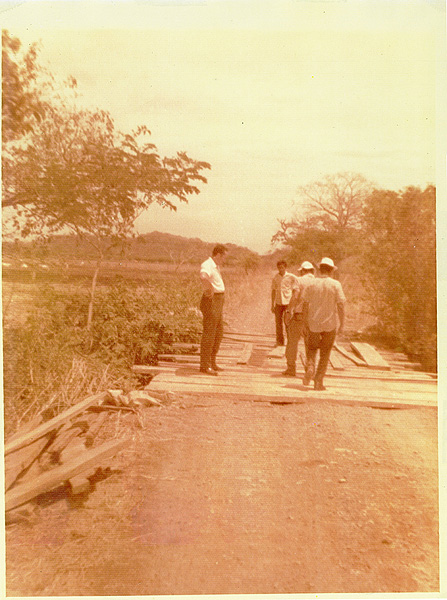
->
[293, 172, 373, 233]
[272, 172, 374, 263]
[5, 107, 210, 252]
[2, 30, 47, 143]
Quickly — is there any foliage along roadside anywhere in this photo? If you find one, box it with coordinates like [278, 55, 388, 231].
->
[3, 277, 203, 437]
[274, 181, 436, 372]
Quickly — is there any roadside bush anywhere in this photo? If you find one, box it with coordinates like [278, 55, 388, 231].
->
[360, 185, 436, 371]
[3, 277, 202, 435]
[89, 279, 202, 364]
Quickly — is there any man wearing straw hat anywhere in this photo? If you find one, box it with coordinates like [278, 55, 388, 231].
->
[302, 257, 346, 391]
[281, 261, 316, 376]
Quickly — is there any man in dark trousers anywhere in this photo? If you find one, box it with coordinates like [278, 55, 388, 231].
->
[199, 244, 228, 375]
[282, 261, 316, 376]
[271, 260, 293, 346]
[302, 257, 346, 390]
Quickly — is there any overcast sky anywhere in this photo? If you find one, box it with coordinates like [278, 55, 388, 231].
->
[2, 0, 444, 253]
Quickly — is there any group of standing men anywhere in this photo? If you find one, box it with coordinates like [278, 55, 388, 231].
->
[271, 257, 345, 390]
[198, 244, 346, 391]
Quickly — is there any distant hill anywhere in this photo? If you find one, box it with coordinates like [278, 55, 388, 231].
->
[2, 231, 260, 268]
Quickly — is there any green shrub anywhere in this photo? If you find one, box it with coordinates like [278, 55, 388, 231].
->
[361, 185, 436, 371]
[89, 280, 202, 364]
[3, 277, 203, 434]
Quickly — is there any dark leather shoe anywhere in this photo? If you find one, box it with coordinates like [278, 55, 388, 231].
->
[303, 367, 314, 386]
[211, 365, 224, 372]
[200, 368, 218, 376]
[282, 370, 296, 377]
[314, 382, 326, 391]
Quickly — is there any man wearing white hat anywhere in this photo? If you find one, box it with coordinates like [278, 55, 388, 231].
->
[302, 257, 346, 390]
[282, 261, 316, 376]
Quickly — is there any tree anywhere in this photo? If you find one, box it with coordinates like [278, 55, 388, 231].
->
[2, 30, 47, 144]
[5, 98, 211, 330]
[295, 172, 374, 232]
[361, 185, 436, 369]
[272, 172, 374, 263]
[272, 173, 372, 262]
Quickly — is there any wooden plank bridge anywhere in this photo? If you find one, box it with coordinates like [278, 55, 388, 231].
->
[135, 331, 437, 410]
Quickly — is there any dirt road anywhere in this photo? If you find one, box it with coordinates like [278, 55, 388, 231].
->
[5, 272, 439, 595]
[6, 393, 439, 595]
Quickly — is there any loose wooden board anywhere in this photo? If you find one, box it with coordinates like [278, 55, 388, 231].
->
[147, 370, 437, 408]
[247, 347, 270, 367]
[350, 342, 391, 370]
[268, 346, 286, 359]
[5, 392, 108, 455]
[134, 362, 436, 383]
[224, 331, 275, 339]
[148, 368, 437, 393]
[334, 343, 367, 366]
[68, 474, 91, 495]
[148, 380, 436, 409]
[5, 438, 126, 512]
[157, 356, 236, 365]
[237, 343, 254, 364]
[329, 351, 346, 370]
[5, 435, 52, 491]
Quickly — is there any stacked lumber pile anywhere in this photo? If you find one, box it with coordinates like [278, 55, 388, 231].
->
[5, 389, 162, 514]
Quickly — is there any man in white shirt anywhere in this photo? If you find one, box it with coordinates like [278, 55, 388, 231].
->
[282, 261, 316, 376]
[199, 244, 228, 375]
[302, 257, 346, 391]
[271, 260, 295, 346]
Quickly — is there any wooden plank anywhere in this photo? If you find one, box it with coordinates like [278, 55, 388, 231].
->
[68, 474, 91, 495]
[5, 434, 53, 491]
[147, 372, 436, 405]
[223, 335, 272, 346]
[84, 411, 109, 447]
[7, 414, 44, 443]
[247, 347, 269, 367]
[329, 350, 345, 370]
[46, 422, 87, 460]
[268, 346, 286, 359]
[145, 362, 436, 384]
[388, 360, 423, 370]
[171, 342, 199, 352]
[150, 371, 437, 395]
[237, 343, 253, 364]
[147, 378, 436, 408]
[5, 392, 108, 456]
[157, 355, 236, 365]
[334, 343, 367, 366]
[133, 364, 175, 374]
[225, 331, 275, 338]
[59, 436, 87, 465]
[158, 349, 241, 360]
[6, 438, 126, 511]
[350, 342, 391, 370]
